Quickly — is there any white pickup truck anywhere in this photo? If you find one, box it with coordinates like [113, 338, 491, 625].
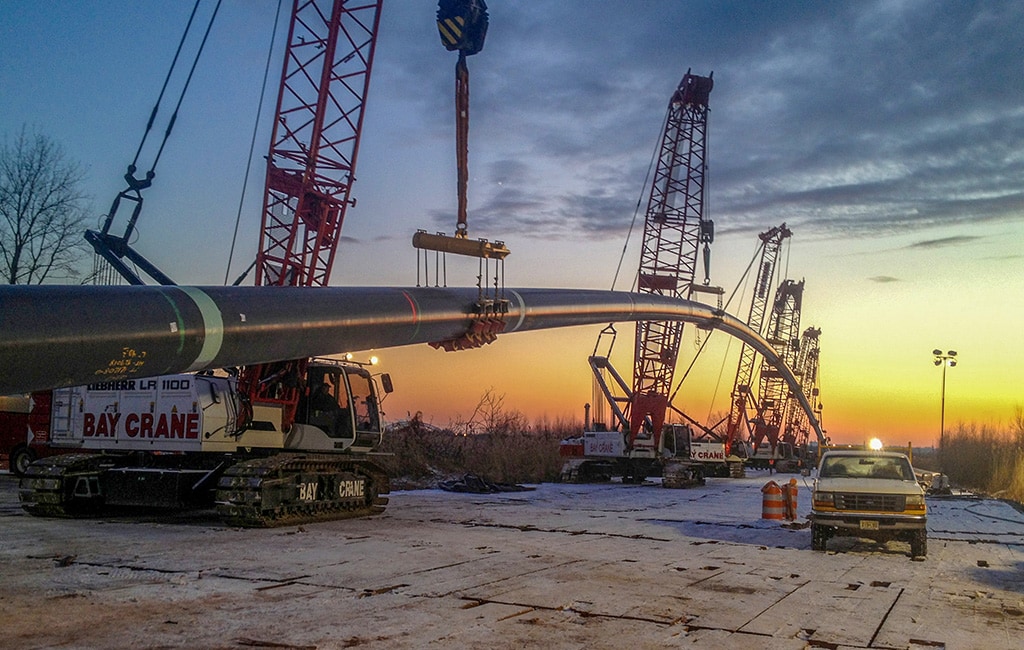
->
[810, 450, 928, 557]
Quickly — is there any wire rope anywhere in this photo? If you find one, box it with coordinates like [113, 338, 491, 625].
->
[225, 0, 284, 285]
[610, 103, 670, 292]
[131, 0, 202, 167]
[668, 235, 761, 400]
[665, 229, 770, 429]
[149, 0, 223, 172]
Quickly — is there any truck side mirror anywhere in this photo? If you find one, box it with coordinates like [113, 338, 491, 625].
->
[380, 373, 394, 394]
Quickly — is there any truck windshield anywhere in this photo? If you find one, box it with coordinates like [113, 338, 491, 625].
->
[819, 456, 914, 480]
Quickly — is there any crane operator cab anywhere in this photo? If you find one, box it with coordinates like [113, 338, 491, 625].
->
[286, 361, 391, 454]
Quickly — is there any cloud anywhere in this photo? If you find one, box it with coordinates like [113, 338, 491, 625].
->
[869, 275, 901, 283]
[905, 235, 982, 250]
[403, 1, 1024, 244]
[340, 1, 1024, 250]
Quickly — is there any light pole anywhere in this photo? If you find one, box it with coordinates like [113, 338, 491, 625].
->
[932, 349, 957, 466]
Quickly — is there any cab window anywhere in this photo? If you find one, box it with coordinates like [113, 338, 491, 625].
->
[348, 372, 380, 432]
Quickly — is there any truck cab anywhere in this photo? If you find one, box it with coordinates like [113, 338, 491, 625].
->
[810, 449, 927, 557]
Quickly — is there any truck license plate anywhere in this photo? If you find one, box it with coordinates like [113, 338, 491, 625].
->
[860, 520, 879, 531]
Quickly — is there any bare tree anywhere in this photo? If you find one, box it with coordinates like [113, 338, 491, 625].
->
[0, 128, 90, 284]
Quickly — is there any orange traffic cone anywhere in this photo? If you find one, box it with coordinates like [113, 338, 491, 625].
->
[761, 480, 784, 520]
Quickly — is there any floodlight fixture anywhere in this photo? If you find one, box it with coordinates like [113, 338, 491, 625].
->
[932, 348, 958, 472]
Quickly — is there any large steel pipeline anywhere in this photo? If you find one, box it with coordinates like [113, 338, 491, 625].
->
[0, 284, 824, 443]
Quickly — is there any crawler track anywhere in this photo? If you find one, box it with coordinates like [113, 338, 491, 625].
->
[19, 453, 111, 518]
[215, 454, 390, 527]
[19, 452, 390, 528]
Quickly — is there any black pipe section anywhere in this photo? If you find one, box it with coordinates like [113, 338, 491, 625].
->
[0, 284, 824, 443]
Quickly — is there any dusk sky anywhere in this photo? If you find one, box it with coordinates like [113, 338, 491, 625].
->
[2, 1, 1023, 446]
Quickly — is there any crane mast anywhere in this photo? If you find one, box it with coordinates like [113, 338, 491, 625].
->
[256, 0, 382, 288]
[783, 326, 822, 450]
[724, 223, 792, 452]
[751, 278, 804, 451]
[629, 71, 714, 449]
[241, 0, 383, 428]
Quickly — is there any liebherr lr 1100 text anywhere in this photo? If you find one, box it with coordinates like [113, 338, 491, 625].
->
[20, 360, 392, 527]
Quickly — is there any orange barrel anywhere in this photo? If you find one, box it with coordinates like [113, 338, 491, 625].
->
[784, 478, 798, 520]
[761, 480, 785, 520]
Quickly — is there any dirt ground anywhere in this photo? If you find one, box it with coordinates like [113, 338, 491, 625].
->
[2, 472, 1023, 649]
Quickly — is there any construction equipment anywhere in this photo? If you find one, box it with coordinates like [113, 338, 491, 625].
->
[413, 0, 507, 260]
[18, 0, 393, 527]
[722, 224, 792, 456]
[20, 362, 389, 526]
[85, 1, 222, 286]
[238, 0, 383, 434]
[782, 326, 823, 458]
[560, 70, 723, 484]
[746, 277, 806, 470]
[412, 0, 512, 353]
[0, 397, 32, 475]
[719, 225, 828, 471]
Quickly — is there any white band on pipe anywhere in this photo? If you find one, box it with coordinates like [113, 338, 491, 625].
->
[179, 287, 225, 371]
[508, 289, 527, 332]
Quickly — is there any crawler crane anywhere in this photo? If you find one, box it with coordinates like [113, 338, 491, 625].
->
[782, 326, 823, 457]
[723, 224, 791, 457]
[561, 71, 722, 484]
[746, 277, 805, 469]
[20, 0, 393, 526]
[722, 228, 827, 470]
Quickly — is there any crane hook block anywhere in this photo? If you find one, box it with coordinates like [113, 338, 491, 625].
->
[413, 230, 510, 260]
[437, 0, 488, 55]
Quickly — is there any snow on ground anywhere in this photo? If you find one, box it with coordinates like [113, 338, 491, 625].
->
[2, 470, 1023, 649]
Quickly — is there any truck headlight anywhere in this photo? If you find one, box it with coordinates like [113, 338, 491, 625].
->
[812, 491, 834, 508]
[905, 494, 926, 512]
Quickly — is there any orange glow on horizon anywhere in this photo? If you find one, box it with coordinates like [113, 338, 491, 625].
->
[375, 315, 1022, 451]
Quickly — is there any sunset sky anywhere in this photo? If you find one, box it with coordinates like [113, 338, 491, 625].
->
[2, 1, 1022, 446]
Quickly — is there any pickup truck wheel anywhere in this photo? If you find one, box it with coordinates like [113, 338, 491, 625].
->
[10, 446, 36, 478]
[811, 523, 829, 551]
[910, 530, 927, 558]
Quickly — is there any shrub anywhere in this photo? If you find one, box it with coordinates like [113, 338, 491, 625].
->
[377, 391, 580, 487]
[941, 409, 1024, 503]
